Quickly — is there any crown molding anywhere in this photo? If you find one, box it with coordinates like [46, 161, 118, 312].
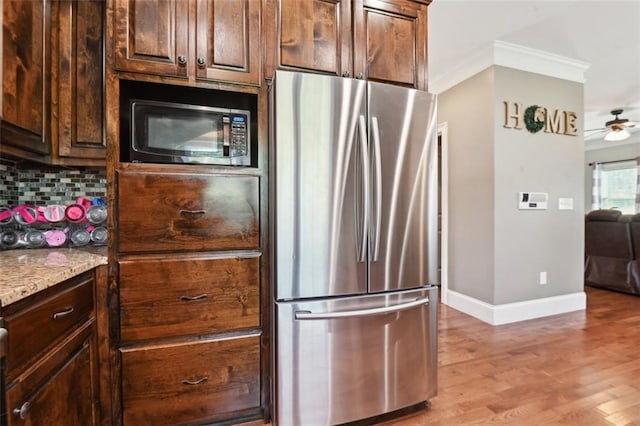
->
[430, 40, 591, 94]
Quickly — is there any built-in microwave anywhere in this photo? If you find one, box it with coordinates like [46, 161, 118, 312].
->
[120, 80, 257, 166]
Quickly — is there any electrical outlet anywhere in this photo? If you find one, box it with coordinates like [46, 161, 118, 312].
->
[539, 271, 547, 285]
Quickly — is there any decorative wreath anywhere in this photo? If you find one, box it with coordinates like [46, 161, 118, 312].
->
[524, 105, 545, 133]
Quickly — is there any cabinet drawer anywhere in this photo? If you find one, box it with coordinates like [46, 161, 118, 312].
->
[118, 254, 260, 342]
[5, 275, 94, 381]
[120, 335, 261, 425]
[117, 171, 260, 253]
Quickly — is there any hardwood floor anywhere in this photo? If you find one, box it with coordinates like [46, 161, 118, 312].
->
[382, 286, 640, 426]
[251, 287, 639, 426]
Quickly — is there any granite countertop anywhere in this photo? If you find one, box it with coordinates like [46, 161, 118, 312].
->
[0, 248, 108, 306]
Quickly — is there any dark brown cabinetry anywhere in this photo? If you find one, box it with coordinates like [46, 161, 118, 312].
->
[54, 0, 106, 160]
[1, 0, 105, 165]
[105, 0, 431, 423]
[272, 0, 429, 89]
[3, 270, 104, 426]
[112, 166, 264, 425]
[118, 255, 260, 342]
[1, 0, 50, 156]
[113, 0, 261, 85]
[116, 171, 260, 253]
[277, 0, 352, 76]
[120, 335, 260, 425]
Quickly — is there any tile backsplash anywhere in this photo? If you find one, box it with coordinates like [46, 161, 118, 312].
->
[0, 158, 106, 207]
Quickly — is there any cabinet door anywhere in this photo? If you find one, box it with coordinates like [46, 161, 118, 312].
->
[6, 323, 98, 426]
[1, 0, 50, 155]
[277, 0, 351, 76]
[195, 0, 262, 85]
[113, 0, 189, 77]
[55, 0, 105, 159]
[353, 0, 427, 89]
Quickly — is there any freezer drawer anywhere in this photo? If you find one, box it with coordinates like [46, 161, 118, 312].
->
[275, 287, 438, 426]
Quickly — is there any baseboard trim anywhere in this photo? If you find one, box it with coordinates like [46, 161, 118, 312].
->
[446, 290, 586, 325]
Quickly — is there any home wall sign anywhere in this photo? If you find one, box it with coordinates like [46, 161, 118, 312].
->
[503, 101, 578, 136]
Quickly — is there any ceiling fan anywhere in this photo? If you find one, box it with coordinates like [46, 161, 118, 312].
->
[585, 109, 638, 141]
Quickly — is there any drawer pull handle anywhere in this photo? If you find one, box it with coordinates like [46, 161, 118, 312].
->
[52, 306, 74, 320]
[179, 209, 206, 216]
[182, 376, 208, 386]
[13, 402, 31, 419]
[180, 294, 208, 302]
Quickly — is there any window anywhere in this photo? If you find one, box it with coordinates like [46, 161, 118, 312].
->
[593, 160, 637, 214]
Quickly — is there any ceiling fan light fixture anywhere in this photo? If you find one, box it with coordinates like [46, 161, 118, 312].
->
[604, 128, 631, 142]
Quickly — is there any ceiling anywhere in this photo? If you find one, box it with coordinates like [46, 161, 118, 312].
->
[427, 0, 640, 150]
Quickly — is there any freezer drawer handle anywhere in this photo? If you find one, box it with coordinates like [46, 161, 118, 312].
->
[294, 297, 429, 320]
[180, 294, 208, 302]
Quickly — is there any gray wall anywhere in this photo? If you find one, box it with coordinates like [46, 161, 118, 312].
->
[439, 68, 496, 303]
[584, 143, 640, 211]
[441, 65, 584, 305]
[493, 66, 584, 304]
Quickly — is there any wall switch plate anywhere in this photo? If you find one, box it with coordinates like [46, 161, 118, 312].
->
[539, 271, 547, 285]
[558, 198, 574, 210]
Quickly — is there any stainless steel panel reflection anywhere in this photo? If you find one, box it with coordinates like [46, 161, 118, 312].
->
[274, 71, 368, 300]
[275, 287, 438, 426]
[367, 82, 438, 293]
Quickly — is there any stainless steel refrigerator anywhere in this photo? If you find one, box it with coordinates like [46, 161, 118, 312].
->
[271, 70, 438, 426]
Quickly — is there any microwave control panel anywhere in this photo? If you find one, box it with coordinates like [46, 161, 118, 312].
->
[224, 114, 249, 158]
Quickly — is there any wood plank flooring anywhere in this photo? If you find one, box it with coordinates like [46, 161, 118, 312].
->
[382, 286, 640, 426]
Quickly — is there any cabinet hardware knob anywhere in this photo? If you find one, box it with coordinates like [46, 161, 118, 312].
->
[182, 377, 208, 385]
[52, 306, 74, 320]
[180, 294, 208, 302]
[179, 209, 206, 216]
[196, 57, 206, 67]
[177, 55, 187, 65]
[13, 402, 31, 419]
[356, 73, 364, 79]
[342, 71, 350, 78]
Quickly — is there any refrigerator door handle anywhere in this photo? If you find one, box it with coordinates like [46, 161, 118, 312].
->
[356, 114, 370, 263]
[294, 297, 429, 320]
[370, 116, 382, 262]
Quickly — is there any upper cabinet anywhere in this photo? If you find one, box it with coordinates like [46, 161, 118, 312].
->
[277, 0, 352, 77]
[54, 0, 106, 160]
[353, 0, 428, 89]
[2, 0, 50, 156]
[1, 0, 106, 166]
[113, 0, 262, 86]
[113, 0, 189, 77]
[273, 0, 429, 90]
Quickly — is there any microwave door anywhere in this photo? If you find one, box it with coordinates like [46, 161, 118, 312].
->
[128, 98, 252, 166]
